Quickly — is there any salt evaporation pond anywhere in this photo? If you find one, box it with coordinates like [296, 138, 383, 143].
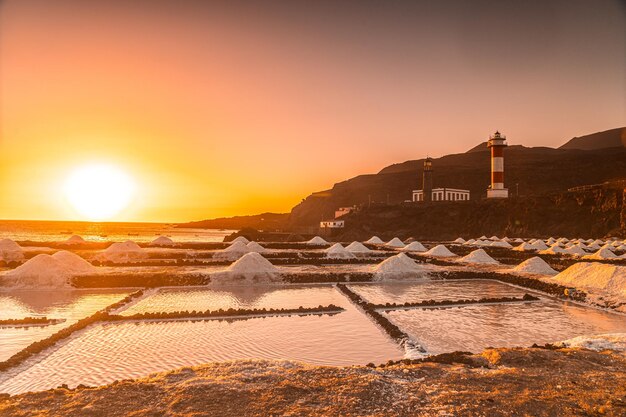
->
[0, 290, 131, 361]
[386, 300, 626, 355]
[349, 279, 530, 305]
[0, 286, 403, 394]
[121, 285, 347, 315]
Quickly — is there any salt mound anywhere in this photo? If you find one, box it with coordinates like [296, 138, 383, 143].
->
[463, 239, 476, 245]
[555, 334, 626, 352]
[65, 235, 86, 244]
[99, 241, 148, 263]
[345, 242, 371, 253]
[385, 237, 405, 248]
[364, 236, 384, 244]
[51, 250, 95, 275]
[585, 242, 601, 251]
[0, 239, 24, 263]
[460, 249, 498, 265]
[512, 238, 525, 243]
[424, 244, 456, 257]
[372, 253, 425, 280]
[306, 236, 328, 246]
[3, 254, 72, 288]
[564, 245, 587, 257]
[150, 236, 175, 246]
[478, 235, 488, 240]
[513, 242, 535, 252]
[401, 241, 426, 252]
[211, 253, 280, 285]
[489, 241, 512, 248]
[530, 241, 549, 250]
[583, 248, 618, 260]
[552, 263, 626, 304]
[539, 246, 566, 255]
[214, 241, 252, 261]
[489, 235, 499, 241]
[453, 237, 466, 244]
[512, 257, 557, 275]
[246, 241, 267, 253]
[230, 236, 250, 245]
[325, 243, 356, 259]
[474, 239, 491, 246]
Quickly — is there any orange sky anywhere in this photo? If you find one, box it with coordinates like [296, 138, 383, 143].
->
[1, 0, 625, 222]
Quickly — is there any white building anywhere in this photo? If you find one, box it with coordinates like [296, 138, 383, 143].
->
[413, 187, 470, 202]
[334, 207, 355, 218]
[320, 220, 345, 229]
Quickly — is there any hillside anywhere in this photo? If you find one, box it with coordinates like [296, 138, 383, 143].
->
[559, 127, 625, 150]
[288, 144, 626, 227]
[178, 212, 288, 231]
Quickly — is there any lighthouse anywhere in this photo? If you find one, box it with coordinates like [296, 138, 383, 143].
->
[486, 131, 509, 198]
[422, 157, 433, 202]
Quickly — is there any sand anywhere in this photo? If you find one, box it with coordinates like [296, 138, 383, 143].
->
[423, 244, 456, 257]
[459, 249, 499, 265]
[511, 257, 557, 275]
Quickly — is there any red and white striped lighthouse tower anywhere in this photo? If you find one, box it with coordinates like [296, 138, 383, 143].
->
[486, 131, 509, 198]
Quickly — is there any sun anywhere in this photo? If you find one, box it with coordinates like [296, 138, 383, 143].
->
[63, 164, 136, 221]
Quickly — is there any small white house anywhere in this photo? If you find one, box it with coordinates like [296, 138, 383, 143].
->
[334, 207, 355, 218]
[320, 220, 345, 229]
[413, 187, 470, 202]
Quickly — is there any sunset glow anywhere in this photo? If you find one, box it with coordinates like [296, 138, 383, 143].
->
[63, 164, 135, 221]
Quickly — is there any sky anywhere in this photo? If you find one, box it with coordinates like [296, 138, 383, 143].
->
[1, 0, 625, 222]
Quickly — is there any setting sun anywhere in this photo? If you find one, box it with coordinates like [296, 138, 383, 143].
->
[63, 164, 135, 221]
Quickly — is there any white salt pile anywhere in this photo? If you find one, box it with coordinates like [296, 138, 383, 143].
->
[530, 241, 549, 251]
[65, 235, 86, 244]
[539, 246, 567, 255]
[552, 263, 626, 310]
[489, 235, 499, 241]
[459, 249, 499, 265]
[345, 242, 371, 253]
[372, 253, 425, 280]
[214, 241, 252, 261]
[489, 241, 512, 248]
[474, 239, 491, 246]
[585, 242, 601, 251]
[564, 245, 587, 257]
[385, 237, 405, 248]
[51, 250, 95, 275]
[306, 236, 328, 246]
[325, 243, 356, 259]
[423, 244, 456, 258]
[2, 251, 94, 288]
[512, 238, 525, 243]
[246, 241, 267, 253]
[401, 241, 427, 252]
[364, 236, 384, 245]
[211, 253, 281, 285]
[230, 236, 250, 245]
[149, 236, 175, 246]
[0, 239, 24, 263]
[513, 242, 535, 252]
[98, 241, 148, 263]
[582, 248, 618, 260]
[546, 237, 556, 245]
[511, 257, 558, 275]
[478, 235, 488, 240]
[463, 239, 476, 245]
[555, 334, 626, 352]
[453, 237, 466, 244]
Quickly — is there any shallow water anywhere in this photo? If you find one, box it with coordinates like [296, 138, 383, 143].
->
[0, 291, 403, 394]
[349, 279, 530, 305]
[386, 300, 626, 354]
[120, 285, 347, 315]
[0, 290, 131, 361]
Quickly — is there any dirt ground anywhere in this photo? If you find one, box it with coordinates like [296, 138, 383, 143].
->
[1, 347, 624, 417]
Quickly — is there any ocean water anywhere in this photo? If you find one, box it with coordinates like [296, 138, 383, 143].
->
[0, 220, 234, 243]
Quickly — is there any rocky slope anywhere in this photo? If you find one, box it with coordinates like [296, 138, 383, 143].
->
[1, 347, 624, 417]
[289, 142, 626, 228]
[560, 127, 625, 151]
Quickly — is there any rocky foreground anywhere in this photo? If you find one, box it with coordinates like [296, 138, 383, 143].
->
[1, 347, 625, 417]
